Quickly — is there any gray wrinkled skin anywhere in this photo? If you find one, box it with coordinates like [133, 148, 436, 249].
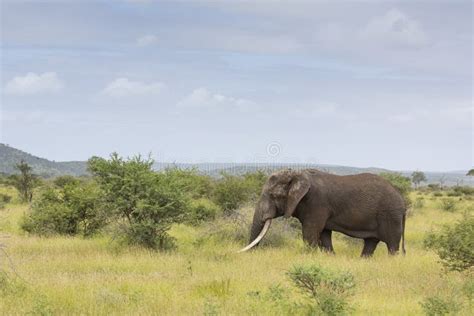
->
[249, 169, 406, 256]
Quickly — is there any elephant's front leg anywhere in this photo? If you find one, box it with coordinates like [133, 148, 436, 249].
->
[318, 229, 335, 253]
[302, 222, 328, 249]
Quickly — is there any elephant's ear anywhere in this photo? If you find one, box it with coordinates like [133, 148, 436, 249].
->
[284, 173, 310, 218]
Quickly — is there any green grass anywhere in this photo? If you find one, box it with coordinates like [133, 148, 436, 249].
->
[0, 189, 472, 315]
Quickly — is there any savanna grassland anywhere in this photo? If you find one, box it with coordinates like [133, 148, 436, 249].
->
[0, 185, 473, 315]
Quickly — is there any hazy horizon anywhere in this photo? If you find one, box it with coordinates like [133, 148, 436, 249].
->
[1, 1, 472, 171]
[0, 142, 469, 174]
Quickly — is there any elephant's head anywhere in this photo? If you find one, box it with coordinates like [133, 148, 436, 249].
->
[238, 169, 310, 252]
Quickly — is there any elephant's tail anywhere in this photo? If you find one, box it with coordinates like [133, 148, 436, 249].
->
[401, 212, 406, 255]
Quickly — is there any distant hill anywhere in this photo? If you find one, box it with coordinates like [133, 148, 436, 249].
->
[0, 143, 472, 186]
[0, 144, 87, 177]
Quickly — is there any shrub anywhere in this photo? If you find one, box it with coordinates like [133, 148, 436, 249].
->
[213, 173, 250, 213]
[453, 186, 474, 196]
[88, 153, 189, 250]
[379, 172, 412, 207]
[242, 171, 267, 201]
[62, 181, 108, 237]
[287, 264, 355, 315]
[446, 190, 462, 197]
[440, 198, 457, 212]
[160, 168, 214, 199]
[187, 198, 220, 225]
[53, 175, 80, 188]
[424, 215, 474, 271]
[0, 193, 12, 204]
[21, 181, 107, 237]
[433, 191, 443, 197]
[0, 193, 12, 209]
[420, 296, 461, 316]
[21, 188, 79, 235]
[428, 184, 442, 191]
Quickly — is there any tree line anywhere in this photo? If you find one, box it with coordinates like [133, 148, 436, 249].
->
[13, 154, 266, 250]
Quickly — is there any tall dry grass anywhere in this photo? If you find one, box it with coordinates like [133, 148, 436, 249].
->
[0, 188, 472, 315]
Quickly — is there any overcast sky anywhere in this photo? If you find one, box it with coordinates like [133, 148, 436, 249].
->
[1, 0, 472, 171]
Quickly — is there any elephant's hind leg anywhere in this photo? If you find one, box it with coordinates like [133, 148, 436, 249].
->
[361, 238, 379, 257]
[318, 229, 335, 254]
[386, 240, 401, 255]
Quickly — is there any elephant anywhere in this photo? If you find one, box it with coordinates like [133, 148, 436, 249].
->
[239, 169, 406, 257]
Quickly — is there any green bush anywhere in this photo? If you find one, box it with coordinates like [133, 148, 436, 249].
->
[433, 192, 443, 197]
[160, 168, 214, 199]
[420, 296, 461, 316]
[440, 198, 457, 212]
[379, 172, 412, 207]
[213, 173, 250, 213]
[187, 198, 220, 225]
[21, 181, 107, 237]
[0, 193, 12, 204]
[62, 181, 108, 237]
[21, 188, 79, 236]
[0, 193, 12, 209]
[53, 175, 80, 188]
[428, 184, 442, 191]
[424, 215, 474, 271]
[242, 171, 267, 201]
[453, 186, 474, 196]
[88, 153, 189, 250]
[287, 264, 355, 315]
[446, 191, 461, 197]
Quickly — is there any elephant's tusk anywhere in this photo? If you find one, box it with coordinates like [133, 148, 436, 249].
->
[237, 219, 272, 253]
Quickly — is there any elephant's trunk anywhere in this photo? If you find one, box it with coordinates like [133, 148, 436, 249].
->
[237, 199, 274, 253]
[249, 201, 268, 242]
[237, 219, 271, 253]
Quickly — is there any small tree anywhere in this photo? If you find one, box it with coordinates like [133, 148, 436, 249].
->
[424, 215, 474, 271]
[467, 169, 474, 176]
[21, 180, 107, 237]
[9, 160, 40, 202]
[379, 172, 412, 207]
[88, 153, 189, 249]
[213, 173, 249, 213]
[287, 264, 355, 315]
[411, 171, 427, 188]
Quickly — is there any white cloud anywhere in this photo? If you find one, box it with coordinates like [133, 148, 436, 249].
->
[136, 34, 158, 47]
[102, 78, 165, 97]
[4, 72, 63, 95]
[177, 87, 258, 111]
[359, 9, 428, 48]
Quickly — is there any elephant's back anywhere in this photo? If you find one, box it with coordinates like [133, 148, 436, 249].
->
[320, 172, 406, 212]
